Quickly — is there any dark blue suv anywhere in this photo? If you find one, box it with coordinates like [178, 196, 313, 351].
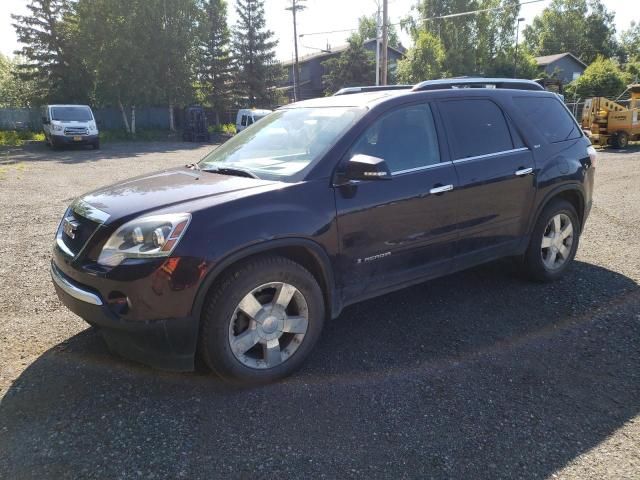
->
[51, 79, 596, 384]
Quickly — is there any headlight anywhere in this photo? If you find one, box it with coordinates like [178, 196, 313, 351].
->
[88, 121, 97, 132]
[98, 213, 191, 266]
[52, 124, 63, 132]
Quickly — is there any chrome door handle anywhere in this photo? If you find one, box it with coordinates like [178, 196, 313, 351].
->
[515, 167, 533, 176]
[429, 184, 453, 194]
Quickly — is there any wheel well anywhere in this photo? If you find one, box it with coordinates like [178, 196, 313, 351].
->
[198, 245, 334, 320]
[551, 189, 584, 227]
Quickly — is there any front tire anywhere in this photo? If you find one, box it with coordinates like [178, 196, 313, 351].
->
[522, 199, 580, 282]
[92, 139, 100, 150]
[199, 255, 325, 384]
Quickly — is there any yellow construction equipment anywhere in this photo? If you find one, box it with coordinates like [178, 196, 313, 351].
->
[581, 84, 640, 148]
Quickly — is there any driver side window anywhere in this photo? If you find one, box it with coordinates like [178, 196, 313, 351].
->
[350, 103, 440, 173]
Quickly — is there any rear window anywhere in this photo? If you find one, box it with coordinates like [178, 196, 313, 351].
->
[439, 99, 514, 160]
[512, 96, 580, 143]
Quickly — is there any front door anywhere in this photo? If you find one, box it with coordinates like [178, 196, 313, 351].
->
[437, 98, 536, 266]
[334, 102, 458, 301]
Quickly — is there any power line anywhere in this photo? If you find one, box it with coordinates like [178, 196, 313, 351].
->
[299, 0, 548, 38]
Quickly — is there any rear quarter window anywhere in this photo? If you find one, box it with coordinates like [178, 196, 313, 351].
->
[512, 96, 580, 143]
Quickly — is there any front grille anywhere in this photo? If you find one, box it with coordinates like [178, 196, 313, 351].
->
[64, 127, 88, 136]
[60, 211, 100, 256]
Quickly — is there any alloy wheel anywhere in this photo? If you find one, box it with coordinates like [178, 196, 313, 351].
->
[228, 282, 309, 369]
[540, 213, 574, 270]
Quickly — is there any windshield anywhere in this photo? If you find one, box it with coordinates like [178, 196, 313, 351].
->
[199, 107, 364, 180]
[51, 106, 93, 122]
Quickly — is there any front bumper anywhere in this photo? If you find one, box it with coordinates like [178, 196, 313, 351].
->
[51, 134, 99, 146]
[51, 261, 199, 371]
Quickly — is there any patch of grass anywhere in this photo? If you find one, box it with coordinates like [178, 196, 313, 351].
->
[0, 160, 27, 181]
[208, 123, 236, 135]
[0, 130, 45, 147]
[99, 129, 178, 143]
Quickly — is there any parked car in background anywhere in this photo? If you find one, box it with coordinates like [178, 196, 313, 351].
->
[51, 78, 595, 385]
[236, 108, 272, 132]
[42, 104, 100, 149]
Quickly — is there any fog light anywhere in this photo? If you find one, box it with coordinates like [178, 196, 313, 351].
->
[107, 291, 130, 315]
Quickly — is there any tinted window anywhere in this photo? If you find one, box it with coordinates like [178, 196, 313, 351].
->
[247, 116, 254, 126]
[439, 99, 514, 159]
[350, 103, 440, 173]
[512, 96, 580, 143]
[241, 115, 247, 126]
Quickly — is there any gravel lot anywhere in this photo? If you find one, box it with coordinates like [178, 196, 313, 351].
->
[1, 141, 639, 479]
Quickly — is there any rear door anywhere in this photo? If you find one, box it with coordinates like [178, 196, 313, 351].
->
[437, 98, 535, 265]
[334, 102, 458, 300]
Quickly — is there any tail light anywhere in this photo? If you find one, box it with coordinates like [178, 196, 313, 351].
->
[587, 145, 597, 167]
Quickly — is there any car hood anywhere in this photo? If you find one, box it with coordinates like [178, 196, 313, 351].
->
[77, 167, 278, 223]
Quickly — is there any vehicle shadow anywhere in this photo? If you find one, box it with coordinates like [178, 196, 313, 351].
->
[1, 140, 215, 165]
[598, 143, 640, 155]
[1, 260, 638, 478]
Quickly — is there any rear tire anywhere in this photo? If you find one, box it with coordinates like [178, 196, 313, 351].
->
[199, 255, 325, 385]
[611, 131, 629, 149]
[522, 199, 580, 282]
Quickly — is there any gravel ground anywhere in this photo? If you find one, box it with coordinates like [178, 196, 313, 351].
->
[0, 141, 639, 479]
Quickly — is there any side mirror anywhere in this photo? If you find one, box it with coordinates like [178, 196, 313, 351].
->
[341, 154, 392, 182]
[42, 117, 49, 124]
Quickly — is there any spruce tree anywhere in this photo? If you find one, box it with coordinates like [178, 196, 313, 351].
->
[199, 0, 233, 123]
[12, 0, 91, 103]
[231, 0, 280, 107]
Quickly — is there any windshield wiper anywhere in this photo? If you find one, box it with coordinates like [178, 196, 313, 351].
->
[202, 166, 259, 179]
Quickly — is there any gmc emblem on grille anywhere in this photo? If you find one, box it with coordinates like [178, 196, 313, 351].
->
[63, 217, 79, 239]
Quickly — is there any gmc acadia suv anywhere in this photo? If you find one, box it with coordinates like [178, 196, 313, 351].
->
[51, 78, 596, 384]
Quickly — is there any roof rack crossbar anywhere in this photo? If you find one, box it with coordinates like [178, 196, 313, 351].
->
[412, 78, 544, 92]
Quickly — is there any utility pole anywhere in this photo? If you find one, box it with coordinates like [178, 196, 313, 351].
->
[381, 0, 388, 85]
[513, 17, 525, 78]
[286, 0, 306, 102]
[375, 3, 381, 86]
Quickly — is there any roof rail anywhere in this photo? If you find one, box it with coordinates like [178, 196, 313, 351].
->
[412, 78, 544, 92]
[333, 85, 412, 96]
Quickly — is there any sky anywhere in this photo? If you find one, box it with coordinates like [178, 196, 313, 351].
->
[1, 0, 639, 62]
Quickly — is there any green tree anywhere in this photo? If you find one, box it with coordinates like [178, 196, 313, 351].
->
[231, 0, 280, 107]
[356, 14, 400, 47]
[567, 56, 626, 98]
[154, 0, 200, 131]
[0, 53, 34, 108]
[198, 0, 233, 123]
[11, 0, 92, 104]
[414, 0, 476, 76]
[322, 36, 375, 95]
[483, 48, 539, 78]
[411, 0, 523, 76]
[76, 0, 161, 134]
[620, 21, 640, 63]
[523, 0, 617, 65]
[396, 30, 445, 83]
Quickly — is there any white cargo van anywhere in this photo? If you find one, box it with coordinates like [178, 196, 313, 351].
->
[236, 108, 272, 132]
[42, 104, 100, 149]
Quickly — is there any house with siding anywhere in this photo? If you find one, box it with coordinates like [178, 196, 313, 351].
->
[280, 39, 406, 102]
[534, 52, 587, 84]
